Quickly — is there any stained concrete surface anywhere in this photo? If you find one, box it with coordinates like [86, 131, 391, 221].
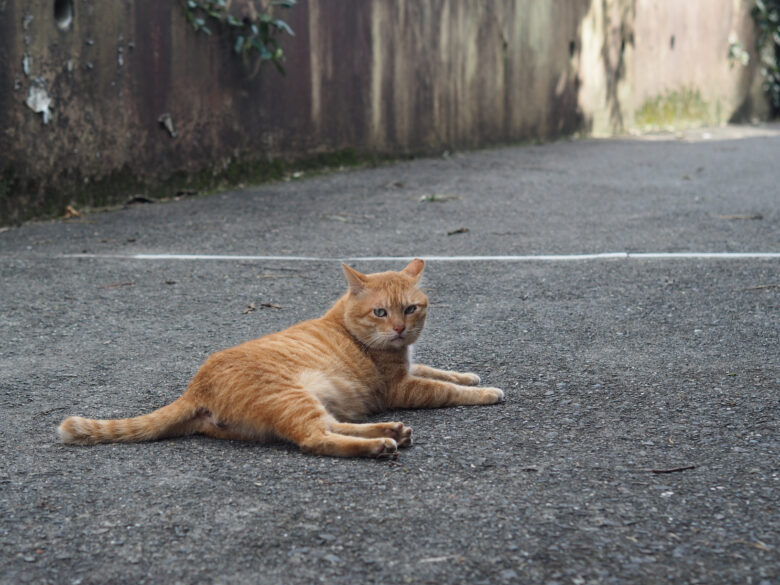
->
[2, 0, 769, 225]
[0, 125, 778, 584]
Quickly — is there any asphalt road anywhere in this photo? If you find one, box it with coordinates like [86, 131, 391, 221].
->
[1, 125, 778, 584]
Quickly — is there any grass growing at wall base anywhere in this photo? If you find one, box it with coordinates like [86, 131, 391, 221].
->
[0, 149, 412, 226]
[0, 164, 148, 226]
[634, 87, 719, 131]
[162, 148, 404, 201]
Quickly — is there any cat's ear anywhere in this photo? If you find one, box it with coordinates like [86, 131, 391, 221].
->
[401, 258, 425, 281]
[342, 263, 368, 295]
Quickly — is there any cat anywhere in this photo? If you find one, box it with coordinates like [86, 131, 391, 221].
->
[58, 259, 504, 458]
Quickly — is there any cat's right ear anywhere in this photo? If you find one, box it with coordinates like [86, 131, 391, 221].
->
[342, 263, 368, 295]
[401, 258, 425, 280]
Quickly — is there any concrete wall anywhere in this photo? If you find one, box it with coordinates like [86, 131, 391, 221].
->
[0, 0, 769, 225]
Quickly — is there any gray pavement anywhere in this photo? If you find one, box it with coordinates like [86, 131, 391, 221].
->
[1, 125, 778, 584]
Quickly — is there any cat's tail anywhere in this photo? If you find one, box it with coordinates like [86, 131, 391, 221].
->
[58, 397, 199, 445]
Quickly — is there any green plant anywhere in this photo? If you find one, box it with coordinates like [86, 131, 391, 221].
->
[182, 0, 296, 73]
[727, 36, 750, 67]
[752, 0, 780, 113]
[635, 87, 712, 129]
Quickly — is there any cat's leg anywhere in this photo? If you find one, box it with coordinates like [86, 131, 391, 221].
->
[330, 421, 412, 447]
[411, 364, 481, 386]
[190, 408, 259, 441]
[274, 392, 399, 458]
[182, 396, 397, 456]
[198, 425, 251, 441]
[386, 376, 503, 409]
[298, 427, 400, 458]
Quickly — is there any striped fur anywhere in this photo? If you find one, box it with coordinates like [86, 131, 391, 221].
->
[58, 259, 503, 457]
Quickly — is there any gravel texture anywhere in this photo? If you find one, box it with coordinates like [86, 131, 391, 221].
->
[0, 126, 778, 584]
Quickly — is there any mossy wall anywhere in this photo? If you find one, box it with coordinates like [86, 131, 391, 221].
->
[0, 0, 770, 225]
[635, 87, 715, 130]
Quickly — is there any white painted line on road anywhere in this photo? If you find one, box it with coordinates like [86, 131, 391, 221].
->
[629, 252, 780, 259]
[60, 252, 780, 262]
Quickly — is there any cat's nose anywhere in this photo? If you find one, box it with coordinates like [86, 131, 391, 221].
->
[393, 324, 405, 334]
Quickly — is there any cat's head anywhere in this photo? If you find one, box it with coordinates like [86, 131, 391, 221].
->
[341, 258, 429, 350]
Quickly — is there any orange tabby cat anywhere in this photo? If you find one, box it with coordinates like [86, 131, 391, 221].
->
[58, 259, 503, 457]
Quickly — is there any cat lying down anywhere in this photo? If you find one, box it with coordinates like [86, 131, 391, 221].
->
[58, 259, 503, 458]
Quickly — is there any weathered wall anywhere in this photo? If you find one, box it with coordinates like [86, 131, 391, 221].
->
[630, 0, 768, 129]
[577, 0, 769, 135]
[0, 0, 769, 225]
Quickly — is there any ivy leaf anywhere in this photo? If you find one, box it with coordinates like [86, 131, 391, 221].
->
[182, 0, 294, 74]
[273, 19, 294, 36]
[260, 45, 273, 60]
[249, 37, 267, 57]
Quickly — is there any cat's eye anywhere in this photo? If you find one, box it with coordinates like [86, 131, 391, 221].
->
[373, 308, 388, 318]
[404, 305, 417, 315]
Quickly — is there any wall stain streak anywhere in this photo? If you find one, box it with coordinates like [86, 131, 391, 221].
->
[0, 0, 769, 225]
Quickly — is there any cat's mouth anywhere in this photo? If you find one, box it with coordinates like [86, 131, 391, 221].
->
[372, 329, 418, 349]
[389, 331, 415, 346]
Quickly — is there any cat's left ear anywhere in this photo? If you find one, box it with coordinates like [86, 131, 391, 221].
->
[401, 258, 425, 281]
[342, 263, 368, 295]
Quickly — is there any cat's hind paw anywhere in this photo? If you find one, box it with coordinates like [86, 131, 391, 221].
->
[373, 437, 399, 460]
[388, 423, 413, 448]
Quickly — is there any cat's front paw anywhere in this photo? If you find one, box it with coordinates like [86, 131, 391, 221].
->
[480, 387, 504, 404]
[457, 372, 481, 386]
